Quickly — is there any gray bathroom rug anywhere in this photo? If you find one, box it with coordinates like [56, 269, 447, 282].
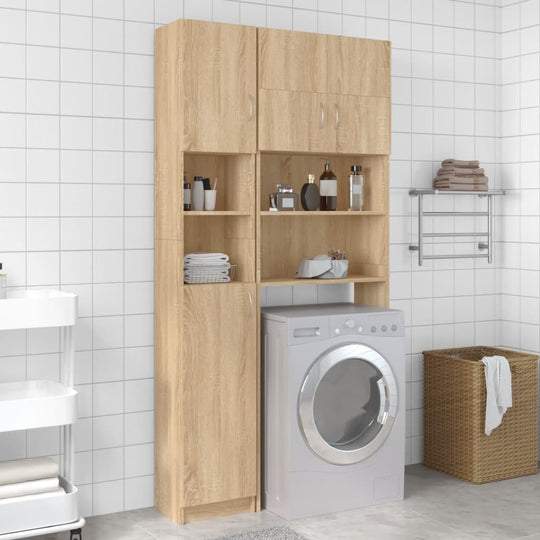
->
[212, 526, 308, 540]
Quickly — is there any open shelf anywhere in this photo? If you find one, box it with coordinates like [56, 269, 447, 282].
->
[261, 275, 386, 286]
[259, 153, 388, 213]
[0, 380, 77, 433]
[183, 153, 255, 213]
[259, 210, 385, 216]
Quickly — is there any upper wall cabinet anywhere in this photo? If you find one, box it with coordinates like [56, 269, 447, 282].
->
[257, 28, 391, 154]
[165, 20, 257, 153]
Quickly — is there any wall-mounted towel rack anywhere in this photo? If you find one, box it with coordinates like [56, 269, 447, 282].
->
[408, 189, 506, 266]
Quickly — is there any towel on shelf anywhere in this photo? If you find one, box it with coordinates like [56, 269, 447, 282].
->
[184, 253, 229, 264]
[0, 487, 65, 505]
[442, 159, 480, 168]
[0, 457, 59, 486]
[184, 260, 231, 268]
[481, 355, 512, 436]
[438, 167, 485, 176]
[184, 275, 231, 284]
[184, 267, 230, 277]
[433, 183, 488, 191]
[0, 476, 59, 500]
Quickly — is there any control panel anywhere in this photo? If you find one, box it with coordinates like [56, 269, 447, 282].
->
[329, 312, 403, 337]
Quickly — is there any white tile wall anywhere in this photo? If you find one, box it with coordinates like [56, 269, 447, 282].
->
[0, 0, 527, 519]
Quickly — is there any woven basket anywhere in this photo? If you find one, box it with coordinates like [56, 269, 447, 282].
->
[423, 346, 538, 484]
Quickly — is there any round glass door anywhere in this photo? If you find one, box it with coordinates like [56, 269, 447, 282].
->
[298, 343, 398, 465]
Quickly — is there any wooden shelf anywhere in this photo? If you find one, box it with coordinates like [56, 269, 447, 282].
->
[260, 275, 386, 286]
[259, 210, 385, 216]
[185, 211, 252, 216]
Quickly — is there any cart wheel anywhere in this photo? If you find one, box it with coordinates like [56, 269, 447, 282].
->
[70, 529, 82, 540]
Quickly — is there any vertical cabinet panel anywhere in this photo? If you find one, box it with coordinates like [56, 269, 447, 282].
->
[258, 90, 327, 153]
[182, 283, 257, 507]
[258, 28, 327, 93]
[180, 20, 257, 153]
[327, 37, 391, 98]
[328, 95, 391, 155]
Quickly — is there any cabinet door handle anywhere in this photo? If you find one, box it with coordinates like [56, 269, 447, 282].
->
[247, 291, 253, 319]
[248, 94, 253, 122]
[320, 102, 325, 129]
[334, 103, 339, 129]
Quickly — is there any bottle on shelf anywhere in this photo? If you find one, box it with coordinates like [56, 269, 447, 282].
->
[301, 173, 319, 211]
[349, 165, 363, 211]
[319, 159, 337, 211]
[183, 175, 191, 211]
[192, 176, 205, 211]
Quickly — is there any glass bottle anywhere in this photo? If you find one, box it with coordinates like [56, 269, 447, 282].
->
[349, 165, 363, 211]
[183, 176, 191, 211]
[319, 160, 337, 211]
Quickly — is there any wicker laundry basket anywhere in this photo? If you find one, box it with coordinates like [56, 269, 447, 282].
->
[423, 346, 538, 484]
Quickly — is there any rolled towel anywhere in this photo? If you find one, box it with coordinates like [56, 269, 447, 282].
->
[481, 356, 512, 436]
[433, 183, 488, 191]
[433, 174, 489, 184]
[441, 159, 480, 168]
[438, 167, 484, 176]
[0, 476, 59, 500]
[0, 457, 59, 486]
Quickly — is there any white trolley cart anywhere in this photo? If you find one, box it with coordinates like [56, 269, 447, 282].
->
[0, 290, 85, 540]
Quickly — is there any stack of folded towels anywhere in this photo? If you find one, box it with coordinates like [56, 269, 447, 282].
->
[0, 457, 63, 503]
[184, 252, 232, 284]
[433, 159, 488, 191]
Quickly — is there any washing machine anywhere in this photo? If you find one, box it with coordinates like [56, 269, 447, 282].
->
[261, 303, 405, 520]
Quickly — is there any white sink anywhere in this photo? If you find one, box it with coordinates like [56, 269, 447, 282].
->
[0, 289, 77, 330]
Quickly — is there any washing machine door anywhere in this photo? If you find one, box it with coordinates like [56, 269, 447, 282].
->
[298, 343, 398, 465]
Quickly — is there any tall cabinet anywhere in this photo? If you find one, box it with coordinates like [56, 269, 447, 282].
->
[155, 20, 391, 526]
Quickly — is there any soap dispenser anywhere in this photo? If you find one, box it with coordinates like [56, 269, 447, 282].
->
[319, 159, 337, 211]
[301, 173, 319, 211]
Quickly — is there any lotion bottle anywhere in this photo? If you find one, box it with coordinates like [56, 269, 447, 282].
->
[319, 160, 337, 211]
[192, 176, 204, 211]
[349, 165, 363, 211]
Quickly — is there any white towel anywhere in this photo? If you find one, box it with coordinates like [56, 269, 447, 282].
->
[184, 275, 231, 284]
[0, 476, 59, 499]
[0, 457, 59, 486]
[481, 355, 512, 436]
[184, 253, 229, 263]
[0, 487, 65, 505]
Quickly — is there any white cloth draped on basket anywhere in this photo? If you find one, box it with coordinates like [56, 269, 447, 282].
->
[481, 355, 512, 436]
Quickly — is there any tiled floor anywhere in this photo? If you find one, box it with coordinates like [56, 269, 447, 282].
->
[36, 465, 540, 540]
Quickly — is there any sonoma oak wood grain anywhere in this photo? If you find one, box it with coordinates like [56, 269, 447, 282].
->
[182, 497, 256, 524]
[182, 284, 257, 507]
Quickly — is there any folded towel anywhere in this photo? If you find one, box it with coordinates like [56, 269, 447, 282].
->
[435, 174, 488, 184]
[184, 253, 229, 263]
[438, 167, 484, 176]
[0, 476, 59, 500]
[433, 183, 488, 191]
[184, 275, 231, 284]
[442, 159, 480, 168]
[184, 260, 231, 268]
[184, 267, 230, 277]
[0, 487, 65, 505]
[481, 356, 512, 436]
[0, 458, 59, 486]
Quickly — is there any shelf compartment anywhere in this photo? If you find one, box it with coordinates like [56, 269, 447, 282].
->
[0, 290, 76, 331]
[183, 215, 255, 283]
[261, 275, 386, 286]
[259, 153, 388, 213]
[259, 214, 387, 283]
[0, 476, 80, 537]
[184, 153, 255, 213]
[259, 210, 385, 216]
[0, 380, 77, 433]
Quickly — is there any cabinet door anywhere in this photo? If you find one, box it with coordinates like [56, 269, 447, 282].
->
[258, 28, 327, 93]
[259, 89, 326, 153]
[182, 283, 257, 507]
[327, 36, 391, 98]
[180, 20, 256, 153]
[327, 95, 390, 155]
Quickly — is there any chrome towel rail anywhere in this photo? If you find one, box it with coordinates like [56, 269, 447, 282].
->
[408, 189, 506, 266]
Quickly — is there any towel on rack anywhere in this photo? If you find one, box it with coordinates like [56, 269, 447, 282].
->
[442, 159, 480, 168]
[0, 458, 59, 486]
[481, 356, 512, 436]
[435, 174, 488, 184]
[433, 183, 488, 191]
[0, 476, 59, 500]
[438, 167, 485, 176]
[0, 487, 65, 505]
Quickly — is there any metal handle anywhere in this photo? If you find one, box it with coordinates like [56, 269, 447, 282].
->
[334, 103, 339, 129]
[320, 102, 325, 129]
[248, 94, 253, 122]
[247, 291, 253, 319]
